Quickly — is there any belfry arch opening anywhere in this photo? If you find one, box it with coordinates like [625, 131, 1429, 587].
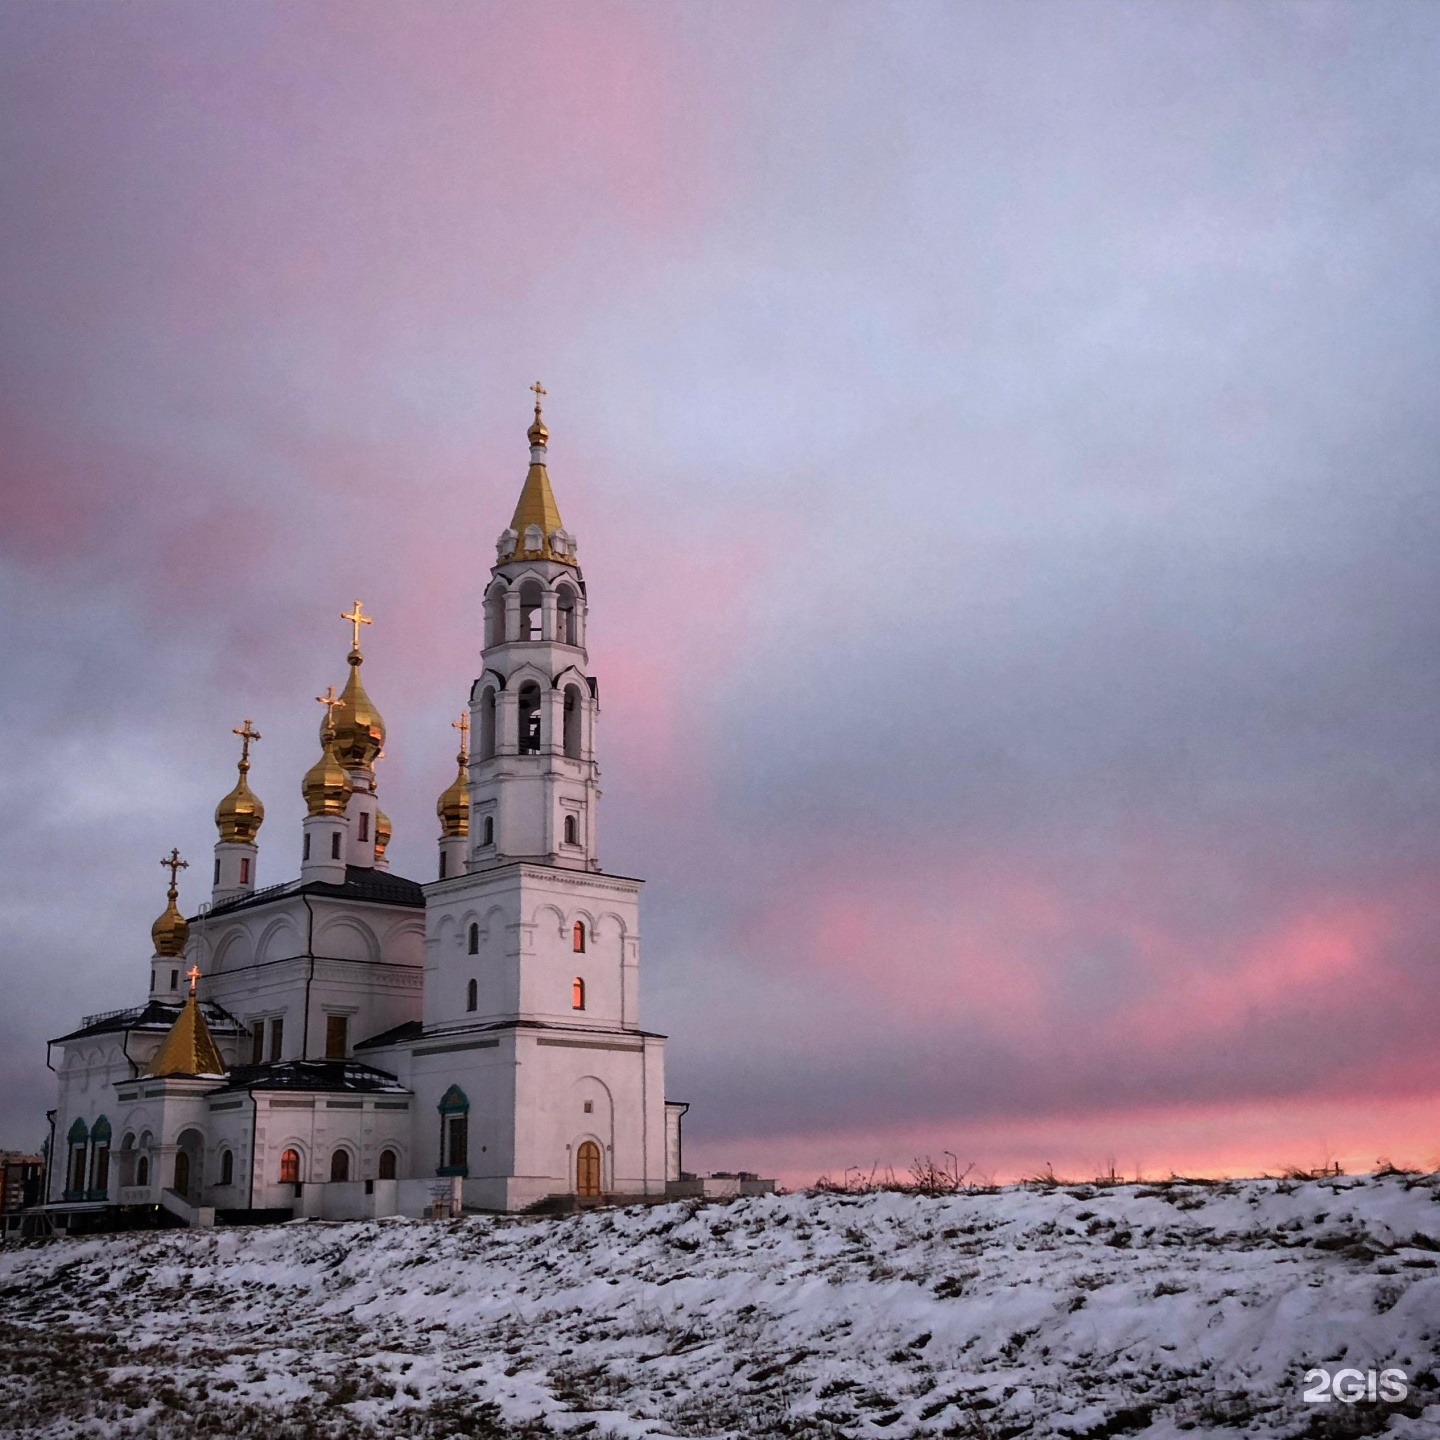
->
[556, 585, 578, 646]
[517, 681, 542, 754]
[478, 686, 497, 760]
[519, 580, 543, 641]
[484, 585, 506, 649]
[563, 683, 582, 758]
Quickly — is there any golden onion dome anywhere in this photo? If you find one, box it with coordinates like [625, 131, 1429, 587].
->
[374, 806, 392, 859]
[437, 758, 469, 838]
[151, 894, 189, 957]
[326, 650, 386, 770]
[303, 726, 353, 817]
[216, 722, 265, 844]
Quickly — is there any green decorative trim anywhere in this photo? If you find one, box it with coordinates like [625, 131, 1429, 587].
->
[437, 1084, 470, 1114]
[66, 1117, 89, 1144]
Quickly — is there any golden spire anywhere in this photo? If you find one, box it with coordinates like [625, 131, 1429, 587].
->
[147, 965, 226, 1078]
[436, 711, 470, 838]
[502, 385, 576, 566]
[326, 602, 386, 770]
[304, 686, 354, 816]
[151, 849, 190, 957]
[215, 720, 265, 843]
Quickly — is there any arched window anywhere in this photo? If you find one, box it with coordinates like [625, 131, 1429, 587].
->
[439, 851, 448, 879]
[219, 1149, 234, 1186]
[573, 921, 586, 953]
[484, 585, 506, 649]
[517, 681, 542, 754]
[563, 684, 582, 759]
[466, 978, 477, 1012]
[479, 686, 497, 760]
[557, 586, 578, 645]
[89, 1116, 112, 1197]
[483, 815, 494, 846]
[378, 1148, 397, 1180]
[468, 922, 479, 955]
[519, 579, 543, 639]
[564, 814, 578, 846]
[330, 1149, 350, 1183]
[438, 1086, 470, 1176]
[64, 1117, 88, 1198]
[572, 976, 586, 1010]
[331, 831, 342, 859]
[136, 1156, 150, 1187]
[280, 1148, 301, 1184]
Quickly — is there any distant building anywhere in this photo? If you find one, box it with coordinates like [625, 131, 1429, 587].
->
[44, 394, 691, 1230]
[1, 1153, 45, 1215]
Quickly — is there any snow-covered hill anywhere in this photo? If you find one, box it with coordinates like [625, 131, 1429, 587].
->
[2, 1171, 1439, 1438]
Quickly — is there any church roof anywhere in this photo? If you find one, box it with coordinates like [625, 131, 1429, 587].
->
[147, 991, 226, 1078]
[199, 865, 424, 920]
[214, 1059, 408, 1095]
[52, 998, 245, 1045]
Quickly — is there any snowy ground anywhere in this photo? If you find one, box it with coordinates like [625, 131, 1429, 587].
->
[2, 1171, 1439, 1439]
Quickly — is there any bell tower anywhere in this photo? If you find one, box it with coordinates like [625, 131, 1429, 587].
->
[464, 382, 598, 875]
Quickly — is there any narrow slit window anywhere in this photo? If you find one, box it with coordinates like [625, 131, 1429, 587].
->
[304, 832, 311, 861]
[438, 851, 447, 879]
[573, 922, 585, 953]
[358, 812, 369, 842]
[483, 815, 494, 846]
[466, 978, 478, 1012]
[564, 814, 578, 845]
[251, 1021, 265, 1066]
[331, 831, 342, 859]
[269, 1016, 284, 1062]
[572, 976, 586, 1010]
[219, 1149, 234, 1186]
[468, 922, 479, 955]
[239, 857, 251, 883]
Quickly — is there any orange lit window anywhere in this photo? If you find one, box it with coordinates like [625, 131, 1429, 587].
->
[572, 922, 585, 953]
[572, 977, 585, 1010]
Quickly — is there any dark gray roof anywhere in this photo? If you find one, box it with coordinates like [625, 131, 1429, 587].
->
[197, 866, 424, 921]
[52, 999, 246, 1046]
[213, 1059, 409, 1095]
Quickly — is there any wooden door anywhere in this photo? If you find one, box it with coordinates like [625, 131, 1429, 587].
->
[576, 1141, 601, 1197]
[173, 1150, 190, 1198]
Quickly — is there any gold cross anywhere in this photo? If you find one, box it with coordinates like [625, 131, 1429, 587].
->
[316, 685, 340, 734]
[341, 599, 372, 650]
[160, 848, 189, 895]
[529, 380, 546, 417]
[232, 718, 261, 767]
[186, 964, 201, 996]
[453, 710, 469, 758]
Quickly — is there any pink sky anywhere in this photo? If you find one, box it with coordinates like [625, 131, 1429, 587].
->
[2, 1, 1439, 1183]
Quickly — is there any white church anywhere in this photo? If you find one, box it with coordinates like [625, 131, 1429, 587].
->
[43, 393, 701, 1226]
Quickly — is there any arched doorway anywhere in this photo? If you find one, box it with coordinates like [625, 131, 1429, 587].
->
[576, 1140, 601, 1198]
[173, 1128, 204, 1201]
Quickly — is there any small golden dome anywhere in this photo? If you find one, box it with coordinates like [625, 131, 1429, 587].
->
[437, 711, 469, 838]
[303, 726, 353, 817]
[151, 895, 188, 957]
[374, 806, 392, 859]
[437, 760, 468, 838]
[327, 650, 386, 771]
[153, 848, 190, 956]
[216, 723, 265, 844]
